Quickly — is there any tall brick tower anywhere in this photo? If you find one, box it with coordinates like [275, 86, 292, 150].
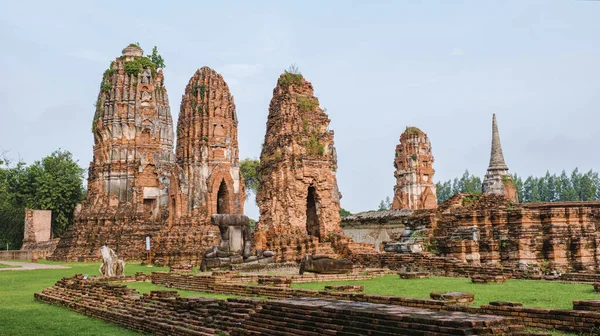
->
[256, 71, 342, 245]
[152, 67, 246, 266]
[51, 44, 175, 261]
[391, 127, 437, 210]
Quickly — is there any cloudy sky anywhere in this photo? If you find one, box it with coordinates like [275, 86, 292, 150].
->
[1, 1, 599, 218]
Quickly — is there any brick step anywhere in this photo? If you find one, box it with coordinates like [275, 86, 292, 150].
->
[256, 305, 475, 336]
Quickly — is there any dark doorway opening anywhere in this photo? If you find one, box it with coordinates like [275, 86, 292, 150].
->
[143, 198, 157, 218]
[306, 186, 319, 237]
[217, 179, 230, 214]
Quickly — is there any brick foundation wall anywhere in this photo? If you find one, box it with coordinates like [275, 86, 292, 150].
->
[153, 271, 600, 334]
[36, 275, 534, 336]
[0, 250, 53, 261]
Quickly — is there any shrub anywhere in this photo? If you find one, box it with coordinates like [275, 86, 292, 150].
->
[306, 132, 324, 155]
[124, 56, 155, 77]
[296, 95, 318, 111]
[147, 46, 165, 69]
[302, 118, 310, 134]
[405, 126, 421, 135]
[462, 194, 479, 206]
[278, 71, 303, 87]
[101, 83, 112, 92]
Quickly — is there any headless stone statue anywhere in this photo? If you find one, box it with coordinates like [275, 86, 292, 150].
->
[299, 254, 353, 275]
[99, 245, 125, 277]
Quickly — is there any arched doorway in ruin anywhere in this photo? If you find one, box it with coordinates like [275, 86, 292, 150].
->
[217, 179, 230, 214]
[306, 186, 320, 238]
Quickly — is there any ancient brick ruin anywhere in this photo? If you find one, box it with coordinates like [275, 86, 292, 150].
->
[21, 209, 58, 251]
[391, 127, 437, 210]
[153, 67, 245, 266]
[34, 274, 531, 336]
[50, 47, 244, 265]
[482, 114, 518, 202]
[37, 271, 600, 335]
[344, 194, 600, 272]
[343, 116, 600, 273]
[254, 71, 344, 261]
[171, 67, 244, 223]
[51, 45, 175, 262]
[31, 43, 600, 336]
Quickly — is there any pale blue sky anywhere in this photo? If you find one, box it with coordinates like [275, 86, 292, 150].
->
[1, 1, 599, 218]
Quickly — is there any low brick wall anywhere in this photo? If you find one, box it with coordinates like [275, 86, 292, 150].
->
[559, 273, 600, 284]
[36, 275, 534, 336]
[153, 271, 600, 334]
[352, 252, 531, 279]
[0, 250, 53, 261]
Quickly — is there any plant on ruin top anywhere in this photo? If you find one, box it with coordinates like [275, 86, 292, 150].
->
[124, 56, 155, 77]
[147, 46, 166, 69]
[122, 45, 166, 77]
[278, 63, 303, 86]
[405, 126, 421, 135]
[461, 194, 479, 207]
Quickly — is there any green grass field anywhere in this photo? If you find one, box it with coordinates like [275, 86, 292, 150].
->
[0, 261, 589, 336]
[0, 263, 17, 268]
[0, 260, 170, 336]
[292, 274, 599, 309]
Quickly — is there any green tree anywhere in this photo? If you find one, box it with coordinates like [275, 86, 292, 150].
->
[377, 197, 391, 211]
[27, 150, 85, 236]
[147, 46, 166, 69]
[440, 167, 600, 204]
[339, 208, 352, 217]
[579, 170, 597, 201]
[0, 156, 29, 249]
[239, 158, 260, 197]
[0, 150, 84, 248]
[558, 170, 576, 201]
[435, 180, 452, 204]
[512, 173, 524, 202]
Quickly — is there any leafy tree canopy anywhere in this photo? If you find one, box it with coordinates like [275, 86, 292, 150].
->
[240, 158, 260, 197]
[0, 149, 85, 249]
[436, 168, 600, 204]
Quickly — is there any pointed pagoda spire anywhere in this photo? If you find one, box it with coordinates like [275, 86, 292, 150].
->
[487, 114, 508, 171]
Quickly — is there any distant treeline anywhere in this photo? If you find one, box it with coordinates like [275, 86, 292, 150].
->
[0, 150, 85, 250]
[436, 168, 600, 204]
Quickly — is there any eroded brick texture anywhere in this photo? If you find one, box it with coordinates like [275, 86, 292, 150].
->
[254, 72, 343, 259]
[51, 45, 175, 261]
[36, 275, 536, 336]
[50, 48, 244, 264]
[153, 67, 245, 266]
[482, 114, 518, 202]
[435, 195, 600, 271]
[391, 127, 437, 210]
[346, 194, 600, 272]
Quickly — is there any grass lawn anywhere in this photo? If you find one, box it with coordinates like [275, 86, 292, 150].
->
[0, 262, 591, 336]
[292, 275, 599, 309]
[292, 275, 600, 336]
[0, 263, 18, 268]
[0, 260, 195, 336]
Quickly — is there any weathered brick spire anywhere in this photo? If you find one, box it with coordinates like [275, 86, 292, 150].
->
[255, 71, 342, 244]
[482, 114, 518, 202]
[487, 114, 508, 171]
[391, 127, 437, 210]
